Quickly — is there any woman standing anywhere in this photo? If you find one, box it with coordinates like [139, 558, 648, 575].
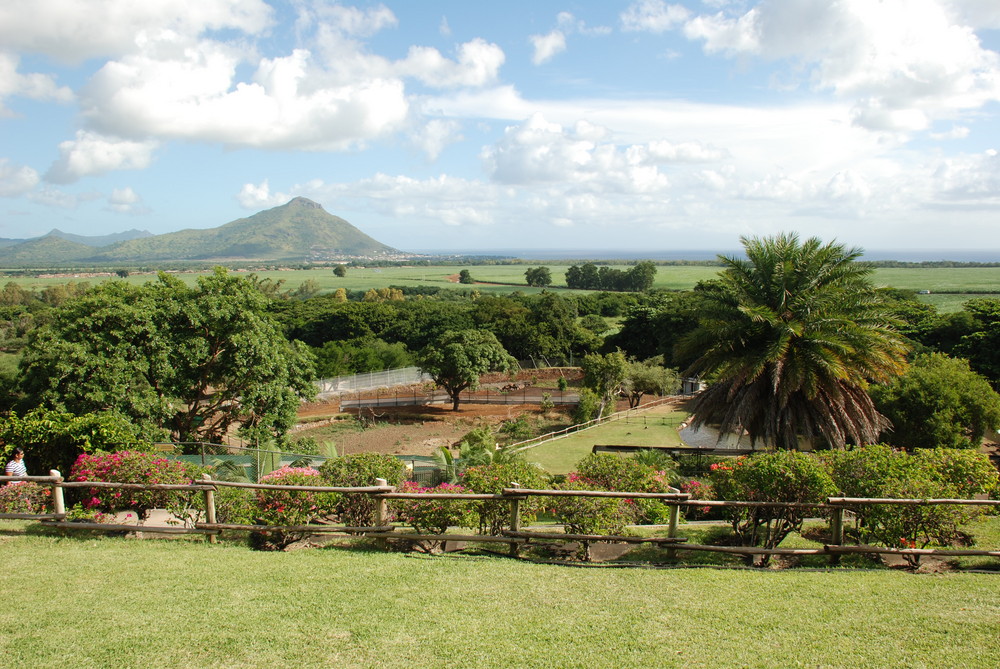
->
[4, 447, 27, 477]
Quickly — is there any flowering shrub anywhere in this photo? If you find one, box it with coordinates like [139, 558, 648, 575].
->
[69, 451, 205, 519]
[461, 461, 549, 535]
[571, 453, 676, 524]
[391, 481, 475, 552]
[822, 445, 999, 565]
[319, 453, 406, 526]
[250, 466, 340, 551]
[678, 478, 716, 519]
[0, 481, 51, 514]
[710, 451, 836, 565]
[549, 480, 638, 536]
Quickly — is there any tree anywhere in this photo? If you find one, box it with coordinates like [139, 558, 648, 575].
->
[580, 350, 629, 415]
[622, 357, 682, 408]
[871, 353, 1000, 450]
[679, 233, 910, 450]
[954, 298, 1000, 387]
[524, 266, 552, 287]
[419, 329, 517, 410]
[458, 269, 474, 284]
[18, 269, 316, 445]
[333, 265, 347, 277]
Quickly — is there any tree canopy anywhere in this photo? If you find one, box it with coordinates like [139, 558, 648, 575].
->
[418, 329, 517, 410]
[18, 269, 316, 445]
[680, 233, 910, 450]
[871, 353, 1000, 450]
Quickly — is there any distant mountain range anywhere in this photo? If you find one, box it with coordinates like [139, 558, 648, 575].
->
[0, 198, 400, 266]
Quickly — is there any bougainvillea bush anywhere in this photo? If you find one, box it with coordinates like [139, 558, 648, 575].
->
[461, 461, 549, 535]
[391, 481, 475, 552]
[319, 453, 406, 526]
[250, 466, 340, 551]
[710, 451, 836, 565]
[571, 453, 676, 524]
[69, 451, 205, 520]
[549, 476, 638, 536]
[0, 481, 51, 514]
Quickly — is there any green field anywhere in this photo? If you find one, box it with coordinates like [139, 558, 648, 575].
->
[1, 522, 998, 668]
[5, 264, 999, 313]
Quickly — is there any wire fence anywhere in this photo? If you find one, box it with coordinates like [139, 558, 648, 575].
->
[316, 367, 432, 396]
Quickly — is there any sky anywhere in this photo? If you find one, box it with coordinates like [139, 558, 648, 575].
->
[2, 0, 1000, 257]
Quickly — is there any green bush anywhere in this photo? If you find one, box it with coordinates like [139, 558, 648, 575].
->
[572, 388, 602, 424]
[213, 486, 257, 525]
[461, 461, 549, 535]
[549, 479, 637, 537]
[710, 451, 836, 565]
[0, 481, 51, 514]
[391, 481, 475, 552]
[250, 466, 340, 550]
[319, 453, 406, 526]
[571, 453, 676, 524]
[822, 445, 999, 565]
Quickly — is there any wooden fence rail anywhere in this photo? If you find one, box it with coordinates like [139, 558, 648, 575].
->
[2, 473, 998, 566]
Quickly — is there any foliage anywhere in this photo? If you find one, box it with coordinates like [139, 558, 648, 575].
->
[572, 388, 604, 424]
[565, 261, 657, 292]
[622, 356, 681, 407]
[0, 481, 51, 514]
[580, 350, 628, 414]
[709, 451, 836, 564]
[249, 466, 341, 551]
[0, 408, 154, 476]
[212, 486, 257, 525]
[524, 266, 552, 287]
[333, 265, 347, 277]
[498, 417, 532, 443]
[571, 452, 676, 524]
[953, 298, 1000, 386]
[68, 450, 205, 521]
[549, 479, 637, 542]
[18, 270, 317, 445]
[822, 445, 998, 565]
[871, 352, 1000, 449]
[319, 452, 406, 526]
[419, 329, 517, 410]
[391, 481, 475, 551]
[680, 233, 910, 449]
[460, 461, 549, 535]
[312, 337, 412, 377]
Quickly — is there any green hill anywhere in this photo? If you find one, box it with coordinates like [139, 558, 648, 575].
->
[0, 198, 399, 265]
[93, 197, 397, 262]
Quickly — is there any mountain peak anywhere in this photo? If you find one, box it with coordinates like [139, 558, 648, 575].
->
[286, 196, 324, 210]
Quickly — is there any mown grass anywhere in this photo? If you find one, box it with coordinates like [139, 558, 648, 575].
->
[0, 521, 997, 668]
[525, 406, 688, 474]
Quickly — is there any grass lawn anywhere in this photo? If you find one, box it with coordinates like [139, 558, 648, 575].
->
[1, 522, 998, 668]
[525, 405, 688, 474]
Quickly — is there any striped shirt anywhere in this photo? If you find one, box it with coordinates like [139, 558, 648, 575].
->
[5, 459, 26, 476]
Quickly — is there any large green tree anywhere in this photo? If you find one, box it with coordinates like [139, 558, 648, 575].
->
[871, 353, 1000, 450]
[19, 269, 316, 445]
[419, 329, 516, 410]
[680, 233, 909, 450]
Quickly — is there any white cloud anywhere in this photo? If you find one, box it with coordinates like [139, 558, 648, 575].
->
[0, 0, 273, 62]
[400, 39, 505, 88]
[79, 36, 409, 151]
[410, 119, 462, 160]
[621, 1, 691, 33]
[0, 52, 73, 114]
[105, 187, 150, 215]
[531, 31, 567, 65]
[930, 125, 971, 140]
[0, 159, 40, 196]
[237, 180, 291, 209]
[679, 0, 1000, 132]
[45, 131, 159, 184]
[26, 187, 101, 210]
[307, 3, 397, 38]
[932, 149, 1000, 200]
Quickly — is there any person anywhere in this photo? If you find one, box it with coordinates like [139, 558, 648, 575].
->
[5, 447, 27, 477]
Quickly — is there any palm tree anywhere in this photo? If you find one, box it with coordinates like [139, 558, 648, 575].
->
[680, 233, 910, 450]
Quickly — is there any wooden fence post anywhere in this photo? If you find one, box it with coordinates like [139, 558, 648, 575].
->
[829, 504, 844, 566]
[49, 470, 65, 517]
[665, 502, 680, 560]
[374, 478, 388, 551]
[202, 474, 217, 544]
[508, 482, 522, 557]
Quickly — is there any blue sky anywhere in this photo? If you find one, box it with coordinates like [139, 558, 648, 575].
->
[2, 0, 1000, 255]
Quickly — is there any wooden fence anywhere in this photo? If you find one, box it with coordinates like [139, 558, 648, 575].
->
[3, 472, 999, 565]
